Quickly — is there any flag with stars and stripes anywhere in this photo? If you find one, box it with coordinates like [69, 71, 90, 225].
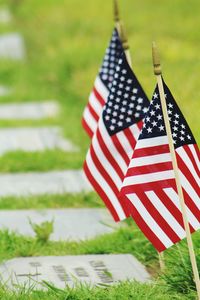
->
[83, 52, 149, 221]
[82, 28, 124, 138]
[120, 78, 200, 251]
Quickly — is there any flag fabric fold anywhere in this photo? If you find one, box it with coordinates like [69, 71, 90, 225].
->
[82, 28, 124, 138]
[120, 78, 200, 252]
[84, 52, 149, 221]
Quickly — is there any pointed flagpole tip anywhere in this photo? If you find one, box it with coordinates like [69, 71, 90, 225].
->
[113, 0, 120, 22]
[152, 41, 162, 75]
[120, 21, 129, 50]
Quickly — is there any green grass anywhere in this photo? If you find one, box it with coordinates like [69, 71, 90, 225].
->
[0, 0, 198, 298]
[0, 192, 103, 209]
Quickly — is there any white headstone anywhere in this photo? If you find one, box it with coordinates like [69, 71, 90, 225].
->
[0, 101, 59, 119]
[0, 170, 92, 197]
[0, 255, 150, 290]
[0, 33, 25, 59]
[0, 85, 11, 96]
[0, 127, 78, 154]
[0, 8, 12, 23]
[0, 208, 118, 241]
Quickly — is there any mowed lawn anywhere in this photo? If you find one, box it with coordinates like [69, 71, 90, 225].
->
[0, 0, 199, 299]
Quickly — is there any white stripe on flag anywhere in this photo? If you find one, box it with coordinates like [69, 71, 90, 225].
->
[176, 147, 200, 187]
[179, 170, 200, 210]
[89, 92, 103, 115]
[135, 136, 168, 150]
[99, 118, 128, 174]
[164, 187, 200, 230]
[123, 170, 175, 186]
[94, 76, 109, 100]
[189, 144, 200, 173]
[145, 191, 186, 239]
[127, 193, 174, 248]
[92, 132, 122, 189]
[129, 153, 172, 168]
[83, 107, 97, 133]
[86, 150, 126, 220]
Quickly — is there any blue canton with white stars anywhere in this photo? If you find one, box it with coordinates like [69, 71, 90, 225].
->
[99, 28, 124, 91]
[139, 79, 196, 149]
[102, 52, 149, 136]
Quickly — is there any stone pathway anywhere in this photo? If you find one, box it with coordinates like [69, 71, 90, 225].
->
[0, 170, 92, 197]
[0, 101, 59, 119]
[0, 208, 119, 241]
[0, 127, 78, 154]
[0, 33, 25, 60]
[0, 255, 150, 290]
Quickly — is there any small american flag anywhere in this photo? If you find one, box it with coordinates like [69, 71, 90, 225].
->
[82, 28, 124, 138]
[84, 52, 149, 221]
[120, 78, 200, 251]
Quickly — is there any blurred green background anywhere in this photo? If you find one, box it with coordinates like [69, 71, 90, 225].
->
[0, 0, 198, 174]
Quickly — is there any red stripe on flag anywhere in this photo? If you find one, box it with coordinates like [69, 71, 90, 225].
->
[90, 144, 119, 197]
[82, 118, 93, 138]
[93, 87, 106, 107]
[112, 134, 130, 166]
[133, 144, 170, 158]
[124, 196, 166, 252]
[83, 161, 120, 222]
[87, 102, 99, 122]
[96, 129, 124, 181]
[136, 191, 181, 244]
[126, 161, 173, 176]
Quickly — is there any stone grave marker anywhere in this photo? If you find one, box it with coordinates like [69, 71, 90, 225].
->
[0, 127, 78, 154]
[0, 101, 59, 119]
[0, 170, 92, 197]
[0, 208, 118, 241]
[0, 33, 25, 59]
[0, 255, 150, 290]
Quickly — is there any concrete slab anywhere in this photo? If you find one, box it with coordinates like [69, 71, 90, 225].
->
[0, 127, 78, 154]
[0, 101, 59, 119]
[0, 170, 92, 197]
[0, 255, 150, 290]
[0, 33, 25, 59]
[0, 208, 118, 241]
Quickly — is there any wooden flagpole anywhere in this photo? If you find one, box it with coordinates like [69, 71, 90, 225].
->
[113, 0, 121, 34]
[158, 252, 165, 272]
[113, 0, 132, 67]
[152, 42, 200, 299]
[119, 21, 132, 68]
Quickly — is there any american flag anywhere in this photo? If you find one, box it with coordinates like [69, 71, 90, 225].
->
[120, 78, 200, 252]
[82, 28, 124, 138]
[84, 52, 149, 221]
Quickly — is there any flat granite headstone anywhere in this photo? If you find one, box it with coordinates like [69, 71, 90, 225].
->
[0, 33, 25, 60]
[0, 101, 59, 119]
[0, 170, 92, 197]
[0, 255, 150, 290]
[0, 208, 118, 241]
[0, 127, 78, 154]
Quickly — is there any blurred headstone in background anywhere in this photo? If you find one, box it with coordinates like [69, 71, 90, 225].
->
[0, 208, 119, 241]
[0, 170, 92, 197]
[0, 33, 25, 60]
[0, 127, 79, 154]
[0, 101, 59, 120]
[0, 8, 12, 24]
